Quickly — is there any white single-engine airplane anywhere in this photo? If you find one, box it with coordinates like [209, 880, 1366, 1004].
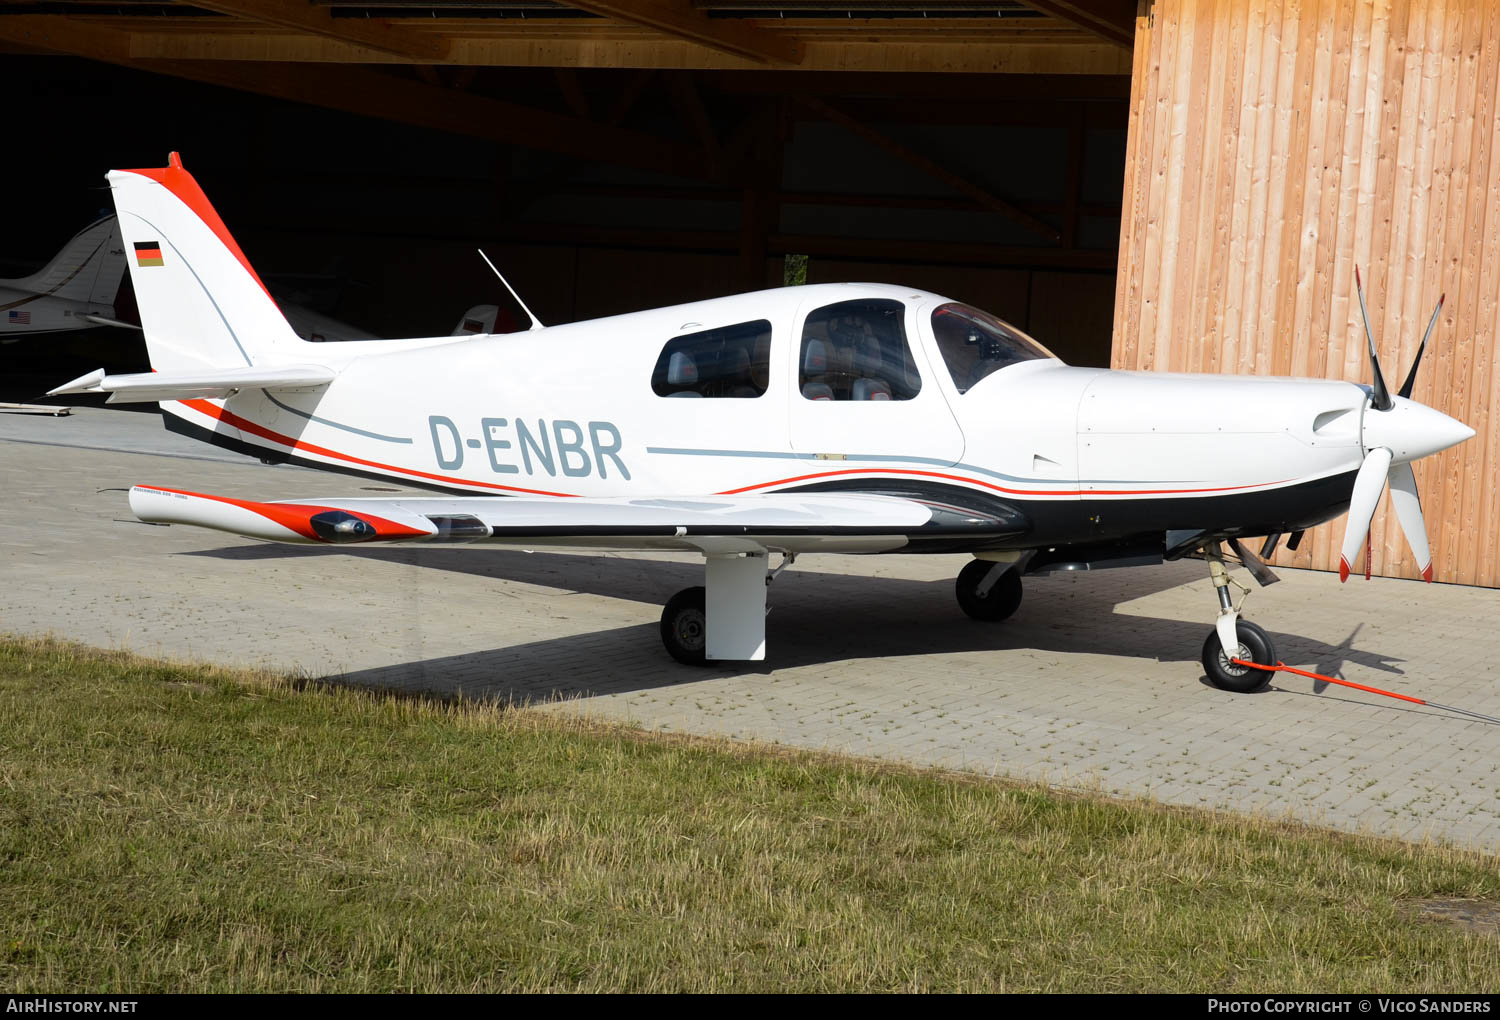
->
[51, 154, 1475, 692]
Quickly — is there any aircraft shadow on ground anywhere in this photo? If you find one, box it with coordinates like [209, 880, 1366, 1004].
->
[184, 545, 1407, 705]
[189, 542, 1208, 608]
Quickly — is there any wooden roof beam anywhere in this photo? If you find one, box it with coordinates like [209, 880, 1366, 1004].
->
[0, 16, 712, 181]
[1, 19, 1132, 75]
[0, 13, 133, 64]
[550, 0, 803, 65]
[176, 0, 452, 62]
[1011, 0, 1135, 49]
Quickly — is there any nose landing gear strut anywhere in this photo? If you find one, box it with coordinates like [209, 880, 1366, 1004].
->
[1200, 541, 1278, 692]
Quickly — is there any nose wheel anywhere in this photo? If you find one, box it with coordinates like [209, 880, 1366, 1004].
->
[1201, 618, 1276, 693]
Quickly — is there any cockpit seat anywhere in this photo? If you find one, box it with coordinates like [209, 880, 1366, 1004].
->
[803, 339, 829, 375]
[852, 378, 892, 401]
[801, 340, 835, 400]
[666, 351, 699, 396]
[721, 347, 757, 398]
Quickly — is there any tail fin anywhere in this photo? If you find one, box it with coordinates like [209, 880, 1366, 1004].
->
[9, 214, 125, 309]
[109, 152, 302, 372]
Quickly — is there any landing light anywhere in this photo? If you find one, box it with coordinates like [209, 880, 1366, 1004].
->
[309, 510, 377, 543]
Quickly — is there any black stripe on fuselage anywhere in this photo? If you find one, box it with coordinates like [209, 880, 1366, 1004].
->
[785, 472, 1359, 548]
[163, 409, 483, 496]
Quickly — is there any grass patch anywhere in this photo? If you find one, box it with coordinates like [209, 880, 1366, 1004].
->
[2, 635, 1498, 992]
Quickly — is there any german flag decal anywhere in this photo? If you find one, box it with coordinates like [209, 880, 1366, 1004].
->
[134, 241, 164, 267]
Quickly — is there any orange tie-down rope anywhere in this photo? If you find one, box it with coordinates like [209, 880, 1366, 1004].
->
[1231, 659, 1500, 726]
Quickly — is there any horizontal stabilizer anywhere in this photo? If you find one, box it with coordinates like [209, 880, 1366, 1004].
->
[80, 314, 142, 331]
[48, 364, 335, 404]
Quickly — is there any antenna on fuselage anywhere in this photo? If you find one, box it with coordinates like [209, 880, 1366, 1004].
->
[476, 249, 545, 331]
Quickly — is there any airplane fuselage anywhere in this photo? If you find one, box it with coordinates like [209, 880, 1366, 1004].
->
[0, 286, 115, 335]
[160, 282, 1388, 553]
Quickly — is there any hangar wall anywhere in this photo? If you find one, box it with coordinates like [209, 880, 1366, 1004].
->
[1113, 0, 1500, 587]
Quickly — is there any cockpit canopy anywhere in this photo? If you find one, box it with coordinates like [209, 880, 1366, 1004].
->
[930, 302, 1056, 394]
[647, 288, 1057, 402]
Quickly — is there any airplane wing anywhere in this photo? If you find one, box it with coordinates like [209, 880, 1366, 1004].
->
[128, 484, 1028, 554]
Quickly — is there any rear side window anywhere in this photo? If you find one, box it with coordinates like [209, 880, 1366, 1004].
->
[652, 319, 772, 399]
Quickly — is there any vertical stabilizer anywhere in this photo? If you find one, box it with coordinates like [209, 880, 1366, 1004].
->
[109, 153, 303, 372]
[10, 215, 125, 309]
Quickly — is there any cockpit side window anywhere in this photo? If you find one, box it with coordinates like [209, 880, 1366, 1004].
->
[652, 319, 772, 398]
[931, 303, 1055, 394]
[798, 298, 920, 401]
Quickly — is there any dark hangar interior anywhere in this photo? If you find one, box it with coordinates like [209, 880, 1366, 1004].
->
[0, 1, 1135, 384]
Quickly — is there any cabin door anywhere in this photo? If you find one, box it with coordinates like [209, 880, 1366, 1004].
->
[787, 294, 965, 478]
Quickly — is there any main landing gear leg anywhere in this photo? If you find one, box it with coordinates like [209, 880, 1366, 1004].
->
[1200, 542, 1276, 693]
[660, 551, 773, 666]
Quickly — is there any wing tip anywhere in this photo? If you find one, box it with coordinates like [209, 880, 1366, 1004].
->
[129, 484, 432, 544]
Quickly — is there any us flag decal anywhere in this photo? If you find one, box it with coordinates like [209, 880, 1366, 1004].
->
[134, 241, 164, 267]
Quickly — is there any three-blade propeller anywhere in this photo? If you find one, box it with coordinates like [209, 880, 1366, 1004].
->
[1338, 267, 1445, 583]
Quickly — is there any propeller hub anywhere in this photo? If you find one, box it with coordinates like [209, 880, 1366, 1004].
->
[1361, 395, 1474, 463]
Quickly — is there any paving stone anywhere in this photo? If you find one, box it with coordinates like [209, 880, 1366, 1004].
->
[3, 406, 1499, 853]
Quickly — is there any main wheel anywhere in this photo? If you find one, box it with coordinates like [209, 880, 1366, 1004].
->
[1201, 619, 1277, 693]
[955, 560, 1023, 622]
[660, 586, 708, 666]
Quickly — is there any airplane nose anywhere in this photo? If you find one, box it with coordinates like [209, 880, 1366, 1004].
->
[1361, 396, 1475, 462]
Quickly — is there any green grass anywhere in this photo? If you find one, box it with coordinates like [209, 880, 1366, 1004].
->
[1, 636, 1497, 992]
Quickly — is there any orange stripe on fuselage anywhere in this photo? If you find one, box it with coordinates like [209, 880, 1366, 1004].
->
[176, 398, 579, 498]
[176, 400, 1299, 504]
[717, 467, 1294, 499]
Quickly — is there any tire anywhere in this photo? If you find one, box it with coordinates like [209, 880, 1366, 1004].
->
[955, 560, 1023, 622]
[660, 586, 708, 666]
[1201, 619, 1277, 693]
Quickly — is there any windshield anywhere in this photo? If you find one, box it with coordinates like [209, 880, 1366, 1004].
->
[931, 302, 1057, 394]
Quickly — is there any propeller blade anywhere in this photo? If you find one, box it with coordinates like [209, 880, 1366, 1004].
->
[1398, 293, 1445, 399]
[1387, 460, 1433, 582]
[1339, 446, 1393, 582]
[1354, 265, 1394, 411]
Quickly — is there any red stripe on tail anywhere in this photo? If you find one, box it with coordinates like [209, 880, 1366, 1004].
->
[119, 152, 278, 308]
